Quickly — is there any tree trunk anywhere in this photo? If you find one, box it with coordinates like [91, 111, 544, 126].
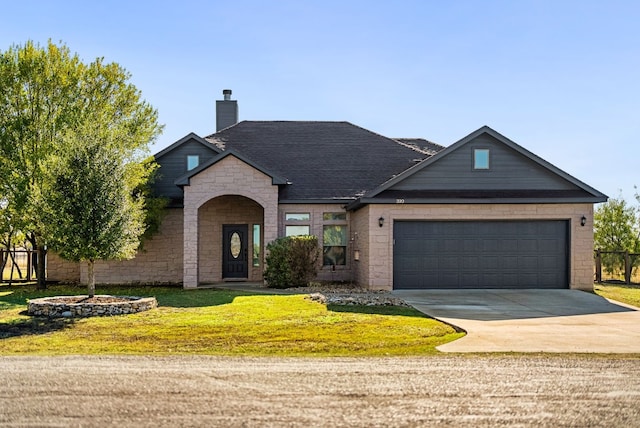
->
[36, 245, 47, 289]
[87, 260, 95, 298]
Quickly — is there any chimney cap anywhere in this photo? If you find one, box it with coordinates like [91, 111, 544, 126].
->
[222, 89, 232, 101]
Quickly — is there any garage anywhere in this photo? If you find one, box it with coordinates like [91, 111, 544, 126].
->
[393, 220, 569, 289]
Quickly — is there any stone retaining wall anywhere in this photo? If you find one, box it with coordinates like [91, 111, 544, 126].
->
[28, 296, 158, 318]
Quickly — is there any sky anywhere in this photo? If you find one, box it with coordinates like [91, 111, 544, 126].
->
[1, 0, 638, 202]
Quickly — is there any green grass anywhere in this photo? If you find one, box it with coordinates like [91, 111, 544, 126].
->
[595, 283, 640, 308]
[0, 283, 463, 356]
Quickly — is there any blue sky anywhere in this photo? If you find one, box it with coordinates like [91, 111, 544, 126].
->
[1, 0, 638, 202]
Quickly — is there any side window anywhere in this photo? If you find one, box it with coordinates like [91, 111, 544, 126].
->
[322, 212, 348, 266]
[187, 155, 199, 171]
[323, 225, 347, 266]
[285, 225, 310, 236]
[473, 149, 490, 170]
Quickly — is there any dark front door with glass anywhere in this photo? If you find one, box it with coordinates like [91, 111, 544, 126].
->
[222, 224, 248, 279]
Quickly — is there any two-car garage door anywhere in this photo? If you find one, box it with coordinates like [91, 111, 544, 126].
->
[393, 220, 568, 289]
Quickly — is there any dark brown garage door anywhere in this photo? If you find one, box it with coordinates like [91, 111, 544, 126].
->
[393, 220, 568, 289]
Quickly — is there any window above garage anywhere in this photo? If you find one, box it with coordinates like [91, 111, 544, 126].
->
[474, 149, 490, 170]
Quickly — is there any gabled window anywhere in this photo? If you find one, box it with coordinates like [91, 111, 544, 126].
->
[187, 155, 199, 171]
[473, 149, 490, 170]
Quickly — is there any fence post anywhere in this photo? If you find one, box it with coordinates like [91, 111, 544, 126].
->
[624, 251, 632, 284]
[595, 249, 602, 283]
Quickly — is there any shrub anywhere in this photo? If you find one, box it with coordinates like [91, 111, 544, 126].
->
[264, 236, 320, 288]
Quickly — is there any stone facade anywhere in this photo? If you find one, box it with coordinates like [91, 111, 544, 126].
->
[47, 252, 81, 283]
[47, 209, 184, 285]
[182, 155, 279, 288]
[351, 203, 594, 291]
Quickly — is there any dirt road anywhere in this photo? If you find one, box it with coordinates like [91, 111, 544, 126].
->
[1, 355, 639, 427]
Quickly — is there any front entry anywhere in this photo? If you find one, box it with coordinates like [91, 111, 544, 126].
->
[222, 224, 249, 279]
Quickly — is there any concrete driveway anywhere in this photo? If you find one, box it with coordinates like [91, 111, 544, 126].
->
[393, 289, 640, 353]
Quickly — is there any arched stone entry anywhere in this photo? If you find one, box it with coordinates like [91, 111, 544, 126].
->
[198, 195, 264, 283]
[181, 154, 279, 288]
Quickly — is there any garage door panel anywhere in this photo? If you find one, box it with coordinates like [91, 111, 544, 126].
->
[394, 220, 568, 289]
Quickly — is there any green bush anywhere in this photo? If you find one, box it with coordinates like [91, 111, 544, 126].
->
[264, 236, 320, 288]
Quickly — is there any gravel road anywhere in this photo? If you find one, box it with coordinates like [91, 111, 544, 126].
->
[1, 355, 639, 427]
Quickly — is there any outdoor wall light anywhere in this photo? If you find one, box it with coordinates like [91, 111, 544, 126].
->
[354, 250, 360, 261]
[378, 216, 385, 227]
[581, 215, 587, 227]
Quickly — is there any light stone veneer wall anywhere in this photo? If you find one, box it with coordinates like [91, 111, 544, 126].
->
[183, 156, 279, 288]
[79, 208, 184, 284]
[278, 203, 352, 283]
[47, 252, 81, 283]
[352, 203, 595, 291]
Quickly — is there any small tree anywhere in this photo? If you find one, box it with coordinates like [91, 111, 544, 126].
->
[594, 196, 640, 274]
[37, 126, 148, 297]
[264, 236, 320, 288]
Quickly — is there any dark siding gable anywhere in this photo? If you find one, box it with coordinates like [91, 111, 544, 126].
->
[152, 136, 220, 204]
[346, 126, 607, 209]
[390, 133, 576, 191]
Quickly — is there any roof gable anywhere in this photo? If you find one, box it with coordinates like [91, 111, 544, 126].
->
[175, 150, 288, 187]
[348, 126, 607, 207]
[154, 132, 220, 160]
[151, 133, 222, 205]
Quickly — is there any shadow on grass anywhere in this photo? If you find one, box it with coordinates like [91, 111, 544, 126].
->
[327, 304, 432, 318]
[0, 316, 75, 339]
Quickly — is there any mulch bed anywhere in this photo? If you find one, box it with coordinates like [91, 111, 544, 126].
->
[43, 296, 135, 304]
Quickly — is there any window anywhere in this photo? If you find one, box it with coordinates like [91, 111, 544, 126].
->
[285, 213, 310, 221]
[187, 155, 199, 170]
[285, 225, 310, 236]
[323, 225, 347, 266]
[473, 149, 490, 170]
[252, 224, 261, 266]
[323, 212, 347, 221]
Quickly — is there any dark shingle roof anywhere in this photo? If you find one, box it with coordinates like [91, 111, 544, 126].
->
[205, 121, 431, 201]
[393, 138, 445, 155]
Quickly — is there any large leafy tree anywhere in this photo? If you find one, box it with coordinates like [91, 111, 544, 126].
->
[0, 40, 162, 288]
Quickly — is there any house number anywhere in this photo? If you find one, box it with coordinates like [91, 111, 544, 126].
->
[396, 199, 405, 204]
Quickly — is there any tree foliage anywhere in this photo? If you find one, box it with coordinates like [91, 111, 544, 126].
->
[594, 196, 640, 274]
[594, 197, 640, 252]
[264, 236, 320, 288]
[35, 125, 149, 296]
[0, 40, 162, 288]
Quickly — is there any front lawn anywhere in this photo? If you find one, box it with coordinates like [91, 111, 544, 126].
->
[595, 282, 640, 308]
[0, 284, 463, 356]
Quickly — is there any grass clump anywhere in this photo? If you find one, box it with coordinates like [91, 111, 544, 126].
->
[595, 283, 640, 307]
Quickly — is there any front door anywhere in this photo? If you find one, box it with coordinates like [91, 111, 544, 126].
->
[222, 224, 249, 279]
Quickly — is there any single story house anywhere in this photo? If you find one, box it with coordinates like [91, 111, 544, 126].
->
[48, 90, 607, 290]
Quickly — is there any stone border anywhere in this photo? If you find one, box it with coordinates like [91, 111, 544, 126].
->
[27, 295, 158, 318]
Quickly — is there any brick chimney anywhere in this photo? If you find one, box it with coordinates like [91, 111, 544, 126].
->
[216, 89, 238, 131]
